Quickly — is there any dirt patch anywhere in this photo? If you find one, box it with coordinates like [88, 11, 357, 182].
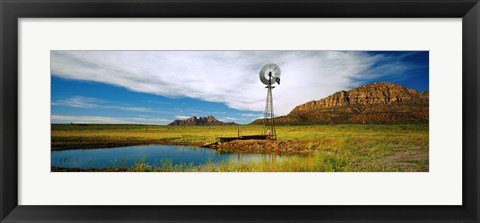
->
[218, 139, 312, 154]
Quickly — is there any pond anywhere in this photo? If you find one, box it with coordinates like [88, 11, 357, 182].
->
[51, 144, 283, 169]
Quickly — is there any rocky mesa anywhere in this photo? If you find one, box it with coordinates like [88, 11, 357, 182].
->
[253, 82, 429, 124]
[168, 115, 237, 126]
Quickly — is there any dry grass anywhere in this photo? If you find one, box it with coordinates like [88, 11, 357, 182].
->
[51, 124, 428, 172]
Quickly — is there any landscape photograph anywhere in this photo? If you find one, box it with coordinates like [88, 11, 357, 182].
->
[51, 50, 429, 172]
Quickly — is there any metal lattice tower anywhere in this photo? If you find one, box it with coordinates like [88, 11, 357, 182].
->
[263, 72, 276, 139]
[259, 63, 281, 140]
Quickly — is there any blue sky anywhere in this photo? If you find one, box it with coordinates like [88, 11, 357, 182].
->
[51, 51, 428, 125]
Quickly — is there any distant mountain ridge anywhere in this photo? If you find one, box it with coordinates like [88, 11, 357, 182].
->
[253, 82, 429, 124]
[168, 115, 237, 126]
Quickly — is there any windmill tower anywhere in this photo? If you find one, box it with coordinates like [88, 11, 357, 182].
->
[259, 63, 281, 140]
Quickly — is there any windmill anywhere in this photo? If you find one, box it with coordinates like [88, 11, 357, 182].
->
[259, 63, 281, 140]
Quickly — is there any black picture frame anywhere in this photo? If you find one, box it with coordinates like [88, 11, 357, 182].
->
[1, 0, 479, 222]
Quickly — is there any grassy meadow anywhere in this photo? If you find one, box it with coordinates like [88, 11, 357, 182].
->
[51, 124, 429, 172]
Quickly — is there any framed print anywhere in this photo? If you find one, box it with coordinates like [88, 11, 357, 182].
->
[48, 50, 430, 173]
[1, 0, 479, 222]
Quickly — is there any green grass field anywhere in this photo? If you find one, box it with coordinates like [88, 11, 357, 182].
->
[51, 124, 428, 172]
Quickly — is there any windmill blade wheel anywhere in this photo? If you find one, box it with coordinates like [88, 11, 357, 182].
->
[259, 63, 281, 86]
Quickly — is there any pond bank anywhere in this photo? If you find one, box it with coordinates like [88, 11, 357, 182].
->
[52, 138, 313, 155]
[217, 139, 313, 154]
[51, 140, 203, 150]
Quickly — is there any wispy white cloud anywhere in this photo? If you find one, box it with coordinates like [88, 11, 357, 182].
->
[52, 96, 151, 112]
[175, 115, 191, 119]
[51, 96, 101, 108]
[51, 115, 170, 124]
[174, 108, 227, 116]
[51, 51, 418, 115]
[123, 107, 151, 112]
[146, 100, 171, 105]
[241, 113, 262, 117]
